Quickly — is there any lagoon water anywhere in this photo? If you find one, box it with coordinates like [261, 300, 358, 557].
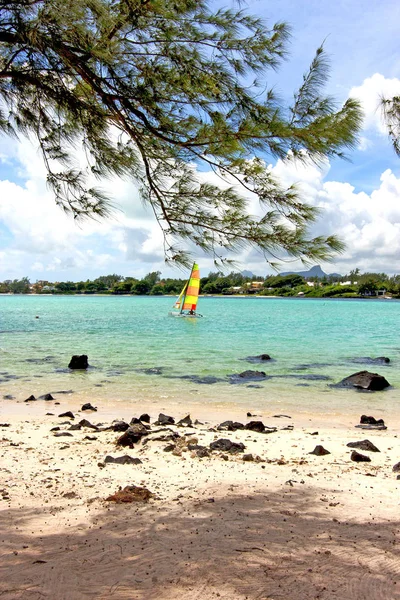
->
[1, 295, 399, 417]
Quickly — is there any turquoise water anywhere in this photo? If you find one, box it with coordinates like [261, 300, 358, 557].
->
[1, 295, 399, 416]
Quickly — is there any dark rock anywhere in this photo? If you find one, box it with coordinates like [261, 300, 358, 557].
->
[244, 354, 272, 363]
[84, 436, 97, 441]
[209, 438, 245, 453]
[24, 395, 36, 402]
[53, 390, 73, 394]
[177, 415, 193, 427]
[349, 356, 390, 365]
[309, 445, 330, 456]
[334, 371, 390, 391]
[170, 374, 224, 385]
[243, 454, 254, 462]
[360, 415, 385, 425]
[230, 370, 267, 383]
[78, 419, 98, 430]
[196, 447, 210, 458]
[347, 440, 380, 452]
[156, 413, 175, 425]
[351, 450, 371, 462]
[217, 421, 244, 431]
[392, 462, 400, 472]
[273, 414, 292, 419]
[163, 444, 176, 452]
[245, 421, 265, 433]
[139, 413, 150, 423]
[116, 423, 149, 448]
[68, 424, 82, 431]
[50, 426, 60, 431]
[247, 412, 254, 417]
[68, 355, 89, 370]
[46, 413, 54, 416]
[0, 423, 10, 427]
[58, 411, 74, 419]
[81, 403, 97, 411]
[112, 421, 130, 432]
[104, 455, 142, 465]
[3, 395, 15, 400]
[39, 393, 54, 401]
[53, 432, 73, 437]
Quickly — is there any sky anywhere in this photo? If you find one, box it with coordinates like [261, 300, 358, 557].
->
[1, 0, 400, 280]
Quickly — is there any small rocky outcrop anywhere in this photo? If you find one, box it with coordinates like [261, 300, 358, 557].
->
[24, 395, 36, 402]
[116, 422, 149, 448]
[58, 411, 74, 419]
[217, 421, 244, 431]
[39, 393, 54, 401]
[244, 421, 265, 433]
[335, 371, 390, 391]
[177, 415, 193, 427]
[104, 455, 142, 465]
[309, 445, 330, 456]
[68, 355, 89, 370]
[347, 440, 380, 452]
[155, 413, 175, 425]
[209, 438, 245, 453]
[106, 485, 153, 503]
[81, 403, 97, 411]
[79, 419, 98, 430]
[111, 421, 130, 432]
[355, 415, 387, 430]
[139, 413, 150, 423]
[350, 450, 371, 462]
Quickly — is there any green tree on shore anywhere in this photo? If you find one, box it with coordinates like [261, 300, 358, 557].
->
[0, 0, 362, 266]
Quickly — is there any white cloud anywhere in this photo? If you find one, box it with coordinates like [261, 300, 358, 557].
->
[350, 73, 400, 135]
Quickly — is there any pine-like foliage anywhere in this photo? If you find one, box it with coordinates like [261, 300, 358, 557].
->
[382, 95, 400, 157]
[0, 0, 362, 266]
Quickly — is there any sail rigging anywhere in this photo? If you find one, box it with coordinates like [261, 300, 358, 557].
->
[170, 262, 202, 317]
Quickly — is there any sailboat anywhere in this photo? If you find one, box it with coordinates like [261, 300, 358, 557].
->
[169, 262, 203, 318]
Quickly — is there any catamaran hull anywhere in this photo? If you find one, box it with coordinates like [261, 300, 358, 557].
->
[168, 312, 203, 318]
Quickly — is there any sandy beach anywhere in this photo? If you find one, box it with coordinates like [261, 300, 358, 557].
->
[1, 395, 399, 600]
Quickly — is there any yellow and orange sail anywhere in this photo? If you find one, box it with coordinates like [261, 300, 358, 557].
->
[173, 263, 200, 312]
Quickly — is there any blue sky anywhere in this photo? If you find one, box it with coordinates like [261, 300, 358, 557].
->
[1, 0, 400, 280]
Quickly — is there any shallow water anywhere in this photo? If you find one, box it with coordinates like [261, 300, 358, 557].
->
[0, 295, 399, 416]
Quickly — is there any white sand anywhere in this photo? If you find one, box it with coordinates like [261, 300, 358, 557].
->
[0, 397, 399, 599]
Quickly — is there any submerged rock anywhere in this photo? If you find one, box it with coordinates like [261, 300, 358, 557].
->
[68, 355, 89, 370]
[230, 370, 268, 383]
[334, 371, 390, 391]
[349, 356, 390, 365]
[347, 439, 380, 452]
[244, 354, 272, 363]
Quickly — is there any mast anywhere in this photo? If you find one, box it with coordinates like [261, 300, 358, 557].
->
[180, 263, 194, 314]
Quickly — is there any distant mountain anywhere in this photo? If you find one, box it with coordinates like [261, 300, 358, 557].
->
[280, 265, 342, 279]
[241, 270, 255, 278]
